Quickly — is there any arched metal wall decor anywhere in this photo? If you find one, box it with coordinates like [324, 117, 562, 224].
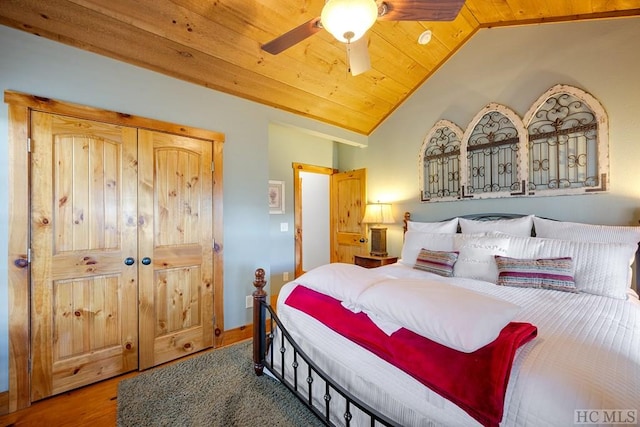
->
[419, 85, 608, 202]
[523, 84, 609, 196]
[460, 103, 528, 199]
[418, 120, 463, 202]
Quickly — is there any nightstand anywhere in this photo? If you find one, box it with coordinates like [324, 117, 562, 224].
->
[354, 255, 398, 269]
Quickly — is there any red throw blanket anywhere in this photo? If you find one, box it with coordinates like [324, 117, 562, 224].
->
[285, 285, 537, 427]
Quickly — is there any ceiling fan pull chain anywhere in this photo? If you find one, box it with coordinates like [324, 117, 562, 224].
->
[346, 39, 352, 75]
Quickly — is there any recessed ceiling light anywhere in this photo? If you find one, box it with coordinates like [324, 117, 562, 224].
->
[418, 30, 432, 45]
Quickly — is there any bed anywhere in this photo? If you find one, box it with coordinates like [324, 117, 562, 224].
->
[252, 213, 640, 426]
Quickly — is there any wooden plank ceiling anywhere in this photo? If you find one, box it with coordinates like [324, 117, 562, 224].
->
[1, 0, 639, 135]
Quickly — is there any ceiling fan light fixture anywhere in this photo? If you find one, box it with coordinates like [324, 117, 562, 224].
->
[321, 0, 378, 43]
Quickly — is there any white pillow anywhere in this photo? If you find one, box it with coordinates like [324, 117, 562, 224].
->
[533, 216, 640, 245]
[294, 263, 387, 307]
[453, 233, 510, 283]
[501, 233, 637, 299]
[459, 215, 534, 237]
[356, 278, 521, 352]
[407, 217, 458, 233]
[400, 232, 456, 266]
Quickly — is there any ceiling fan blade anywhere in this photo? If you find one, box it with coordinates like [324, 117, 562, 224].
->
[348, 36, 371, 76]
[261, 17, 322, 55]
[377, 0, 465, 21]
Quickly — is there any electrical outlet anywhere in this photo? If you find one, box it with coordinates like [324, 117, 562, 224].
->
[245, 295, 253, 308]
[283, 272, 289, 281]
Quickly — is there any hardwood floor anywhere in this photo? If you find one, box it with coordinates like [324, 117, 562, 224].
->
[0, 329, 257, 426]
[0, 346, 228, 426]
[0, 370, 136, 427]
[0, 287, 278, 427]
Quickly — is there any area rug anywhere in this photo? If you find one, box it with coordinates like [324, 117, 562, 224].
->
[117, 341, 324, 426]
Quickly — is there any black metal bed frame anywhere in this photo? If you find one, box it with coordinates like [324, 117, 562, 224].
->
[252, 268, 398, 427]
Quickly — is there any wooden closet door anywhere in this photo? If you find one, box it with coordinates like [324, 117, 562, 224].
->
[30, 112, 139, 400]
[137, 129, 214, 369]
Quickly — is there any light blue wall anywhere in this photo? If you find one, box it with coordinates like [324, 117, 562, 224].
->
[340, 17, 640, 259]
[0, 25, 364, 392]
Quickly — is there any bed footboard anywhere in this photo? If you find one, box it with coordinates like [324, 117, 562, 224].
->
[251, 268, 398, 426]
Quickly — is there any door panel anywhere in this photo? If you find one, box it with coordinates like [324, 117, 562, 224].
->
[30, 112, 138, 400]
[138, 129, 214, 369]
[331, 169, 367, 263]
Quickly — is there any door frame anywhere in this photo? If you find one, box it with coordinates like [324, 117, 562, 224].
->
[292, 163, 336, 278]
[5, 91, 225, 412]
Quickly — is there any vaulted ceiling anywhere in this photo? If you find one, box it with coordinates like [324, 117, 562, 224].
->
[1, 1, 639, 135]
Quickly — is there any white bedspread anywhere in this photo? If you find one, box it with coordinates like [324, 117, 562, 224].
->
[274, 263, 640, 427]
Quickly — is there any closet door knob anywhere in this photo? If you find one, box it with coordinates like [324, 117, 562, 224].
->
[124, 257, 135, 266]
[141, 257, 152, 265]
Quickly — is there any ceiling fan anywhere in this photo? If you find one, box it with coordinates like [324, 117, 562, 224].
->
[261, 0, 465, 76]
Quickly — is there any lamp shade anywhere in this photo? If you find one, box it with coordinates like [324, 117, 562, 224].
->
[362, 203, 395, 225]
[320, 0, 378, 43]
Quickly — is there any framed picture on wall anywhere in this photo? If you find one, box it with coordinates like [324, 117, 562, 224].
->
[269, 180, 285, 214]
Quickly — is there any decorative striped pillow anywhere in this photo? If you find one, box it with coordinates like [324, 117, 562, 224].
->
[495, 256, 578, 292]
[414, 249, 459, 277]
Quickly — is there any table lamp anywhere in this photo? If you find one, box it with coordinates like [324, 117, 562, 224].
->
[362, 203, 395, 257]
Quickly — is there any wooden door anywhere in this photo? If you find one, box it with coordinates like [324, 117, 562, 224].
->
[30, 112, 139, 401]
[137, 129, 214, 369]
[330, 169, 368, 263]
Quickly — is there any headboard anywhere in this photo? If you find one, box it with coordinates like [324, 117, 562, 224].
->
[403, 212, 537, 234]
[402, 212, 640, 291]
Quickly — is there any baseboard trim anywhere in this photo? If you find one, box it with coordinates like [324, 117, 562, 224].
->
[218, 324, 253, 347]
[0, 390, 9, 416]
